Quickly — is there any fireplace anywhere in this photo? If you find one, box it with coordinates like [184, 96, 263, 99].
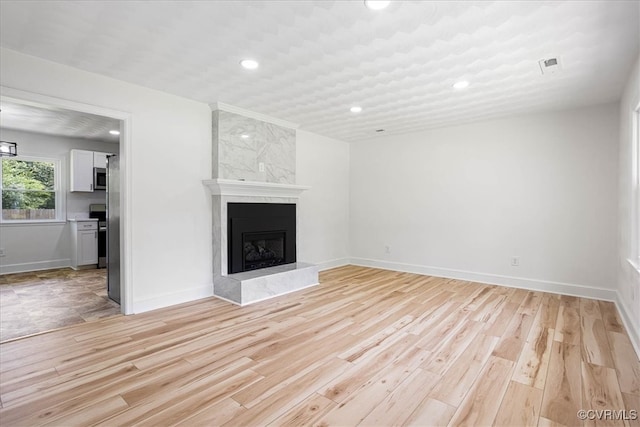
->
[204, 106, 318, 305]
[227, 203, 296, 274]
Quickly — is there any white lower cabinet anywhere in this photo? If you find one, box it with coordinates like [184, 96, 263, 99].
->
[70, 220, 98, 269]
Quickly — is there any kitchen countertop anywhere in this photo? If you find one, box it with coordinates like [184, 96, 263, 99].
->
[67, 218, 99, 222]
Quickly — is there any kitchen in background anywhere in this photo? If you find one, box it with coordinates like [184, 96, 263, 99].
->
[0, 100, 122, 341]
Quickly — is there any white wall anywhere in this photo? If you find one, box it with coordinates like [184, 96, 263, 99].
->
[296, 130, 350, 269]
[0, 128, 119, 273]
[617, 55, 640, 352]
[350, 103, 619, 299]
[1, 48, 213, 313]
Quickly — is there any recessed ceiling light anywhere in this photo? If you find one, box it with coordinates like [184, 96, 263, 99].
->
[109, 130, 120, 135]
[453, 80, 470, 90]
[364, 0, 391, 10]
[240, 134, 250, 139]
[350, 106, 363, 113]
[240, 59, 259, 70]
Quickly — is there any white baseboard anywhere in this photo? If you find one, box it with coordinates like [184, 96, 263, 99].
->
[615, 293, 640, 360]
[132, 285, 213, 314]
[349, 258, 617, 302]
[133, 260, 343, 312]
[211, 293, 242, 306]
[0, 259, 71, 275]
[316, 258, 351, 271]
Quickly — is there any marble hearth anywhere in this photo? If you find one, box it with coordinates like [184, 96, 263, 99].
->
[213, 262, 319, 306]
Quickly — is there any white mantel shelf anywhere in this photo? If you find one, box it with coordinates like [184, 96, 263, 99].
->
[203, 178, 310, 199]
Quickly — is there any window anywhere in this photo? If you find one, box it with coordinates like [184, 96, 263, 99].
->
[1, 156, 63, 222]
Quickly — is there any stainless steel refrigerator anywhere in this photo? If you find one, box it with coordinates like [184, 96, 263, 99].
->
[107, 154, 120, 304]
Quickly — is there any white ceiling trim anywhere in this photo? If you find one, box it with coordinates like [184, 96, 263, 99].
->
[211, 102, 299, 130]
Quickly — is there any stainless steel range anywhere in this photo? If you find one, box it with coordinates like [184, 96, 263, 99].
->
[89, 204, 107, 268]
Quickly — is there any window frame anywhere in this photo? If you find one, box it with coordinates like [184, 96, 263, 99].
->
[0, 154, 65, 224]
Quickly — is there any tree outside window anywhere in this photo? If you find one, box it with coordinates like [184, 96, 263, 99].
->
[1, 157, 57, 221]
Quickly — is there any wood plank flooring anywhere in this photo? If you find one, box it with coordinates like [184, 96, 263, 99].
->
[0, 265, 638, 426]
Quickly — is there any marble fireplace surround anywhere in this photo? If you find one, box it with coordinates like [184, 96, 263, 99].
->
[205, 105, 320, 305]
[204, 179, 318, 306]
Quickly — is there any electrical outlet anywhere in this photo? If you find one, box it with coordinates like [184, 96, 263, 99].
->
[385, 245, 391, 254]
[511, 256, 520, 267]
[0, 248, 5, 257]
[258, 162, 265, 172]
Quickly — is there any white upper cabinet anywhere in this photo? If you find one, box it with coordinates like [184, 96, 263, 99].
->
[70, 149, 94, 192]
[70, 149, 114, 192]
[93, 152, 109, 169]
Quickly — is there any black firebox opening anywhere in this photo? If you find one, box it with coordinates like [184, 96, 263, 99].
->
[243, 231, 285, 271]
[228, 203, 296, 274]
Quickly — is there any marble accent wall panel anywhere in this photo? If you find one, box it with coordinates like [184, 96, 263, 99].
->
[216, 110, 295, 184]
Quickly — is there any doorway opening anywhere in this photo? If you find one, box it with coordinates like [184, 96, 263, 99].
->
[0, 87, 131, 342]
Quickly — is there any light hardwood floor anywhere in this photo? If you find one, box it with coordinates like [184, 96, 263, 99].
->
[0, 266, 638, 426]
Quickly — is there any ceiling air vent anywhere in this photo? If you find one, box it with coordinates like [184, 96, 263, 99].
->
[539, 57, 562, 75]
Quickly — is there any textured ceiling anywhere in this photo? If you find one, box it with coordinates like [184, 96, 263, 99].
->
[0, 0, 638, 142]
[0, 101, 121, 143]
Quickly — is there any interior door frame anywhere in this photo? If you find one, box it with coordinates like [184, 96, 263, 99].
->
[1, 86, 133, 315]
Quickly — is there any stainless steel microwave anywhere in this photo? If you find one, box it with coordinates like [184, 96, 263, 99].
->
[94, 167, 106, 191]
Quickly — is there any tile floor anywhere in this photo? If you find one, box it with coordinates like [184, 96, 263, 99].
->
[0, 268, 121, 342]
